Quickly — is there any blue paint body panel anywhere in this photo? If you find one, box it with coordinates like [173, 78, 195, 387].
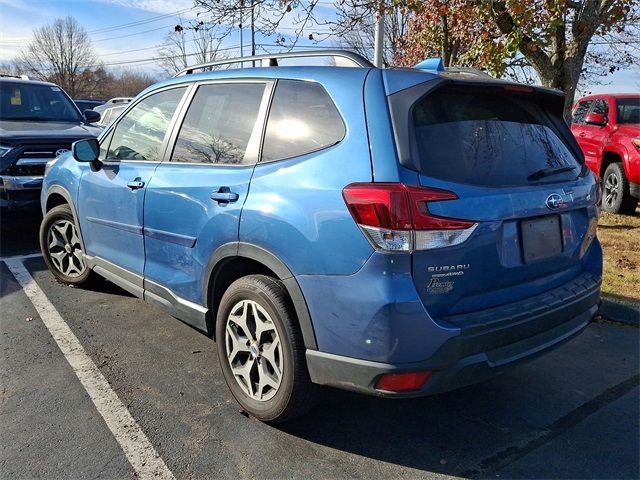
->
[42, 62, 603, 392]
[297, 252, 458, 363]
[143, 163, 254, 304]
[78, 161, 159, 275]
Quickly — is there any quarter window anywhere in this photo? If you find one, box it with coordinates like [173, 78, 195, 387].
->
[171, 83, 266, 165]
[106, 87, 186, 161]
[261, 80, 345, 162]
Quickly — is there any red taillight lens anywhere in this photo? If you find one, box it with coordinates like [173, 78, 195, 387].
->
[375, 371, 432, 392]
[342, 183, 412, 230]
[405, 185, 475, 230]
[342, 183, 474, 231]
[343, 183, 477, 252]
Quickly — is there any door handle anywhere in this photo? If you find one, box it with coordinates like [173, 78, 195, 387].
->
[211, 187, 239, 204]
[127, 178, 145, 190]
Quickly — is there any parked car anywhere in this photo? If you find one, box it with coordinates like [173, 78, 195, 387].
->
[571, 94, 640, 214]
[74, 99, 105, 113]
[95, 104, 127, 128]
[0, 76, 101, 210]
[40, 51, 602, 423]
[93, 97, 132, 115]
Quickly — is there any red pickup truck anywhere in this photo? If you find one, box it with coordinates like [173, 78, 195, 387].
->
[570, 94, 640, 214]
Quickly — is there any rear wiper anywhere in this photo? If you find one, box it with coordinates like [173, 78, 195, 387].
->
[528, 165, 576, 181]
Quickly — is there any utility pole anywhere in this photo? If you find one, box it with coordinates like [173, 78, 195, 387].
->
[251, 0, 256, 66]
[373, 1, 385, 68]
[239, 0, 244, 60]
[251, 0, 256, 56]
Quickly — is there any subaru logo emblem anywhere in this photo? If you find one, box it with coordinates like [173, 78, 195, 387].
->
[546, 193, 563, 210]
[55, 148, 70, 157]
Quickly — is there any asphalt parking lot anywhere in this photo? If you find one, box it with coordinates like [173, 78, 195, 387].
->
[1, 212, 639, 479]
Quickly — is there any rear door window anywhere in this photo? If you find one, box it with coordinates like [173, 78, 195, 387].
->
[411, 88, 581, 187]
[616, 97, 640, 124]
[261, 80, 345, 162]
[171, 83, 266, 165]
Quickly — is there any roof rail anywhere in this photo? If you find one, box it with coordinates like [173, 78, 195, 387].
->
[173, 50, 374, 77]
[0, 74, 32, 80]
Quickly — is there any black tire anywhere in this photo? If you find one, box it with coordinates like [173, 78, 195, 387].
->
[215, 275, 317, 423]
[40, 204, 95, 286]
[602, 163, 639, 215]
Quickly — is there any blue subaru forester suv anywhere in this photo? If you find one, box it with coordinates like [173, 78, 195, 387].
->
[40, 51, 602, 423]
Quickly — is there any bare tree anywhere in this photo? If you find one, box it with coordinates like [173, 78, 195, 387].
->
[0, 62, 24, 77]
[484, 0, 640, 116]
[156, 24, 229, 75]
[16, 16, 97, 97]
[109, 70, 158, 97]
[193, 0, 310, 51]
[396, 1, 640, 116]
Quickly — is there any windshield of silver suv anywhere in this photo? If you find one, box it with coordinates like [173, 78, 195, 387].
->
[0, 81, 82, 123]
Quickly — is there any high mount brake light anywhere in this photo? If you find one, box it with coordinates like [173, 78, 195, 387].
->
[342, 183, 477, 252]
[503, 84, 534, 93]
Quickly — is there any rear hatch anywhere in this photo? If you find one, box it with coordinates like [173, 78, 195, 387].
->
[388, 81, 600, 321]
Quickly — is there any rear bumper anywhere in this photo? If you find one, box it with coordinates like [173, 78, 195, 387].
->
[630, 182, 640, 200]
[306, 273, 600, 397]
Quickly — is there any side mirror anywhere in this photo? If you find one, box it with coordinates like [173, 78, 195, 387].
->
[72, 138, 99, 163]
[84, 109, 101, 124]
[585, 112, 607, 126]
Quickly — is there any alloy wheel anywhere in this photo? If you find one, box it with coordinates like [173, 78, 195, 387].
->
[225, 299, 282, 402]
[47, 219, 86, 278]
[604, 172, 619, 210]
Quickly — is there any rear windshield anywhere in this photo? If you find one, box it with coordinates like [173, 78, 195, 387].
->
[411, 88, 580, 186]
[0, 81, 82, 122]
[616, 97, 640, 124]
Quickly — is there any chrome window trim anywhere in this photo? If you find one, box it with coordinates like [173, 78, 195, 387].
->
[163, 78, 275, 167]
[99, 82, 194, 164]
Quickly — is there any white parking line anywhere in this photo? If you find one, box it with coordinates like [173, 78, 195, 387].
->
[4, 259, 175, 480]
[0, 252, 42, 261]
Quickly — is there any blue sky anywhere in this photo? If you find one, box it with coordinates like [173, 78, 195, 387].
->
[0, 0, 638, 94]
[0, 0, 337, 71]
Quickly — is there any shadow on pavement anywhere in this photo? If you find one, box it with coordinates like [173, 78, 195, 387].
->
[600, 294, 640, 326]
[0, 209, 42, 258]
[278, 336, 639, 479]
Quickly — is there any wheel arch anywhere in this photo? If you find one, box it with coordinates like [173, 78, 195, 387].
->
[43, 185, 87, 252]
[600, 149, 624, 178]
[204, 243, 317, 350]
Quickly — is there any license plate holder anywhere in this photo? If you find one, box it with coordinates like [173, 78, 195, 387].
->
[521, 215, 562, 263]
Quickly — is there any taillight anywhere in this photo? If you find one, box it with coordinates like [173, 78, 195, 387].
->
[342, 183, 477, 252]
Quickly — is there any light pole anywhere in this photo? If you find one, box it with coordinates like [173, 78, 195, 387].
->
[373, 1, 385, 68]
[239, 0, 244, 59]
